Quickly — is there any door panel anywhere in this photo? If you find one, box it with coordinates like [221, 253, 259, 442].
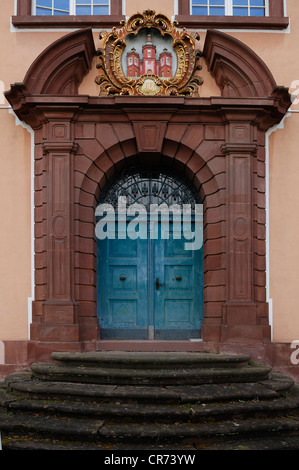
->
[164, 299, 192, 325]
[97, 223, 149, 339]
[97, 222, 203, 340]
[153, 221, 203, 339]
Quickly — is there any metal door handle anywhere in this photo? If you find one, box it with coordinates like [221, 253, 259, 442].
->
[120, 275, 126, 281]
[155, 278, 165, 290]
[176, 276, 182, 281]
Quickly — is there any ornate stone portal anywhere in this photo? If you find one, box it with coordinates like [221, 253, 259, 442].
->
[4, 25, 292, 365]
[95, 10, 203, 96]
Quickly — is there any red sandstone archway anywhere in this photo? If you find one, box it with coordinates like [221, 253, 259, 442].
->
[75, 130, 223, 340]
[5, 28, 291, 362]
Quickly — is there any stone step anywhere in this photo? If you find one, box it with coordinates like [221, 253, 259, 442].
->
[205, 435, 299, 451]
[29, 362, 272, 385]
[4, 372, 293, 404]
[1, 409, 299, 448]
[5, 388, 299, 424]
[3, 435, 299, 451]
[1, 351, 299, 451]
[0, 411, 104, 442]
[50, 351, 251, 369]
[1, 439, 105, 451]
[96, 417, 299, 445]
[4, 435, 299, 451]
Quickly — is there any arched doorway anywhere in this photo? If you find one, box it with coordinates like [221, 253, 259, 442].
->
[95, 168, 204, 340]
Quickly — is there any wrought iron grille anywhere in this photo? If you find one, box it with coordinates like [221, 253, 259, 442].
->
[98, 168, 201, 210]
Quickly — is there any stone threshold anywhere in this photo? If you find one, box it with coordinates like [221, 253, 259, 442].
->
[95, 340, 204, 352]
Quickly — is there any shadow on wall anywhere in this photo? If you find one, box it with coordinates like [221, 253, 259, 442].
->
[0, 81, 5, 104]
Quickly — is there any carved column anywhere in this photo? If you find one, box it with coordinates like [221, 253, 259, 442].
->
[220, 117, 270, 343]
[36, 120, 80, 343]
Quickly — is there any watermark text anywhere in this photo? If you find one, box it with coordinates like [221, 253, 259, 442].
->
[95, 197, 203, 251]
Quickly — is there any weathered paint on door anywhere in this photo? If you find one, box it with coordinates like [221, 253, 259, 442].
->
[97, 219, 203, 340]
[154, 220, 203, 339]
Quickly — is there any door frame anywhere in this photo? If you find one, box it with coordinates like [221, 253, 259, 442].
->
[96, 205, 204, 340]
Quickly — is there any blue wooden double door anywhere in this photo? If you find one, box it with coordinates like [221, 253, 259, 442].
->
[97, 220, 203, 340]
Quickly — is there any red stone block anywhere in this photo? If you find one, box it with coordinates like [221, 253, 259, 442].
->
[96, 124, 119, 149]
[37, 324, 80, 342]
[165, 124, 188, 143]
[112, 123, 135, 143]
[181, 125, 204, 150]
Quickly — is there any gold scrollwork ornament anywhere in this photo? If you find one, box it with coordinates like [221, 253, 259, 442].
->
[95, 10, 203, 97]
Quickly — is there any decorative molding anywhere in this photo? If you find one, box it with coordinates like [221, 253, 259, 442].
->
[12, 15, 126, 29]
[6, 28, 95, 98]
[204, 29, 276, 98]
[133, 121, 167, 154]
[42, 141, 79, 154]
[95, 10, 203, 97]
[174, 15, 289, 30]
[203, 30, 292, 126]
[12, 0, 124, 29]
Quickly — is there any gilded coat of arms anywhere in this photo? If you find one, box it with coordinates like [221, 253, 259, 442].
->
[95, 10, 203, 97]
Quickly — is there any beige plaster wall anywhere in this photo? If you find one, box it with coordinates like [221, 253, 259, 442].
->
[126, 0, 174, 19]
[0, 0, 299, 342]
[268, 113, 299, 342]
[0, 110, 32, 340]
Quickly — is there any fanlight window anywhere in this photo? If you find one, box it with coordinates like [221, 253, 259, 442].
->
[98, 169, 202, 211]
